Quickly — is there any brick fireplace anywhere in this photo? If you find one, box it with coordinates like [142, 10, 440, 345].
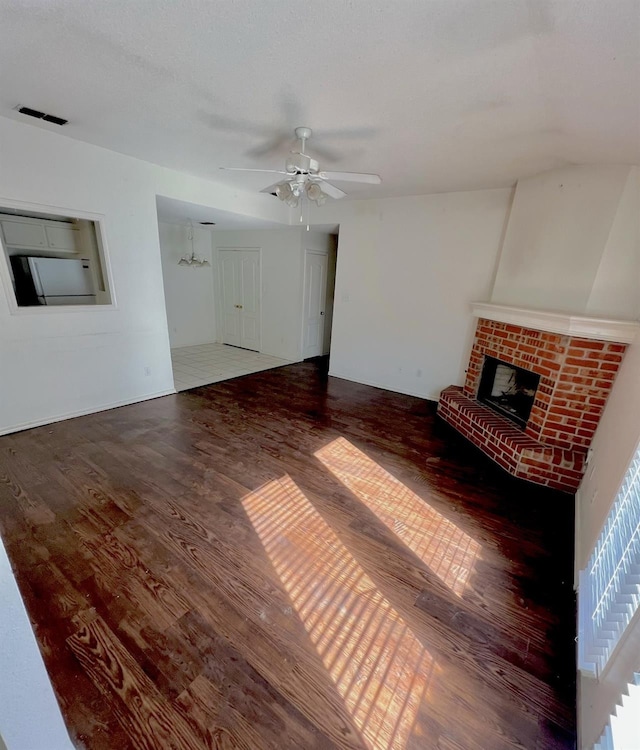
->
[438, 304, 637, 492]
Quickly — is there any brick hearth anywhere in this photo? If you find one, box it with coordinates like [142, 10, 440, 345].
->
[438, 387, 586, 491]
[438, 316, 629, 492]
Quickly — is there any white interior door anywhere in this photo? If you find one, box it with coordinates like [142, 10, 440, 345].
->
[219, 249, 261, 351]
[239, 252, 260, 351]
[220, 251, 242, 347]
[303, 251, 328, 359]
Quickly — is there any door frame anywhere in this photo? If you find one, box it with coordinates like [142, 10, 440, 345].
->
[215, 247, 262, 351]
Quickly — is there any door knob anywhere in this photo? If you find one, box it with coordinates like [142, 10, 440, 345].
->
[320, 311, 324, 315]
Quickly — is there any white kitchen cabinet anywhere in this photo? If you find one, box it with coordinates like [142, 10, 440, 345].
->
[1, 219, 47, 248]
[44, 224, 79, 251]
[0, 216, 80, 253]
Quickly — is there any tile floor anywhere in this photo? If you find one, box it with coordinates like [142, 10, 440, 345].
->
[171, 343, 292, 392]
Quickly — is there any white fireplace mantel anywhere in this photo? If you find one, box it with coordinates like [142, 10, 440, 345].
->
[471, 303, 640, 344]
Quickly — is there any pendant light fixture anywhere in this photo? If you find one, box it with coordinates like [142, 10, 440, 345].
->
[178, 219, 210, 267]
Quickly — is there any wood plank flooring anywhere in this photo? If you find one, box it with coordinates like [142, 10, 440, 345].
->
[0, 358, 576, 749]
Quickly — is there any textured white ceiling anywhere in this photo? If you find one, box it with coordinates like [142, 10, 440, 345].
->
[1, 0, 638, 199]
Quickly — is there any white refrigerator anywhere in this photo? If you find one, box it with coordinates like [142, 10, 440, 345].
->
[12, 256, 96, 306]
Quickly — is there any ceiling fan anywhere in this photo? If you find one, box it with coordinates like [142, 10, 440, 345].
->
[220, 126, 381, 207]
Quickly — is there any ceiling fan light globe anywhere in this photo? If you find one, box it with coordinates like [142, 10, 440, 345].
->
[306, 181, 329, 206]
[275, 183, 291, 201]
[306, 183, 323, 201]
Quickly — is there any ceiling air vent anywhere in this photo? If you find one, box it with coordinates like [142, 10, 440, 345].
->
[15, 105, 68, 126]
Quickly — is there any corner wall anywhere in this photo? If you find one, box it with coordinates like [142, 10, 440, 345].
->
[158, 222, 216, 349]
[320, 189, 512, 399]
[491, 165, 638, 318]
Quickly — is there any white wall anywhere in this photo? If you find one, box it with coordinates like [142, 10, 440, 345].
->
[0, 115, 287, 435]
[318, 189, 512, 400]
[158, 222, 216, 349]
[586, 168, 640, 319]
[491, 165, 638, 318]
[213, 228, 309, 361]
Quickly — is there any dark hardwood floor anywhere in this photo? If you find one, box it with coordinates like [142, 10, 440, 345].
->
[0, 358, 576, 749]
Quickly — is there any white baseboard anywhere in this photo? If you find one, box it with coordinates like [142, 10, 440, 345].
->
[328, 369, 439, 402]
[0, 388, 177, 436]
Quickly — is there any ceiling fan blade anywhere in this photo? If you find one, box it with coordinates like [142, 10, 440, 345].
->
[308, 143, 342, 163]
[198, 112, 268, 136]
[318, 171, 381, 184]
[317, 181, 347, 200]
[219, 167, 288, 174]
[246, 134, 293, 159]
[314, 127, 377, 140]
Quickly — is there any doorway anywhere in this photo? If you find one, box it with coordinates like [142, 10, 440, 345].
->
[302, 245, 337, 359]
[219, 248, 261, 351]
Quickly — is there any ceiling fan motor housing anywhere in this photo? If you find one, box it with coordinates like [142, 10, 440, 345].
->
[286, 152, 319, 175]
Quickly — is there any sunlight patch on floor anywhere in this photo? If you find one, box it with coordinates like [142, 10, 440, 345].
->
[242, 475, 437, 750]
[315, 437, 481, 596]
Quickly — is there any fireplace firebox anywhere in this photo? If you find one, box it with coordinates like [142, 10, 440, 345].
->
[477, 356, 540, 429]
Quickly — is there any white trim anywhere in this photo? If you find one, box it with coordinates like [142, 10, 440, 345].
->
[3, 302, 114, 316]
[471, 302, 639, 343]
[0, 389, 176, 436]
